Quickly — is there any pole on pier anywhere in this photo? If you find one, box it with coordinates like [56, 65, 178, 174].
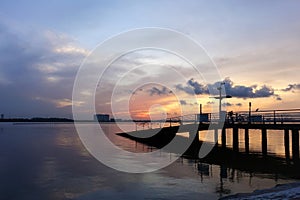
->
[262, 129, 267, 157]
[189, 131, 201, 157]
[221, 128, 226, 148]
[273, 110, 276, 125]
[245, 128, 249, 154]
[200, 104, 202, 115]
[248, 102, 252, 124]
[292, 129, 299, 163]
[218, 85, 222, 121]
[214, 128, 218, 145]
[199, 104, 202, 124]
[233, 127, 239, 152]
[284, 129, 290, 162]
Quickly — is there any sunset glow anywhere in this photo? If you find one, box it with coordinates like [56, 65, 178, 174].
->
[1, 1, 300, 199]
[0, 1, 298, 119]
[128, 84, 182, 120]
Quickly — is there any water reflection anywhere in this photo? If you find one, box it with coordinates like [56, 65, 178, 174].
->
[203, 128, 299, 157]
[216, 165, 231, 198]
[0, 123, 298, 200]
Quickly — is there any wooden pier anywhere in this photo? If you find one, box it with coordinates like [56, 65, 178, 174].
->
[222, 123, 300, 163]
[119, 122, 300, 164]
[115, 109, 300, 180]
[118, 109, 300, 168]
[117, 121, 300, 179]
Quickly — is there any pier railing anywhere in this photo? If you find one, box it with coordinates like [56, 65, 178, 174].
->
[134, 108, 300, 130]
[234, 109, 300, 124]
[129, 108, 300, 164]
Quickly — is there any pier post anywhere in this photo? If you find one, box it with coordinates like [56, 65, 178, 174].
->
[233, 127, 239, 152]
[262, 129, 267, 156]
[292, 129, 299, 163]
[221, 128, 226, 148]
[189, 131, 201, 157]
[214, 128, 218, 145]
[245, 128, 249, 154]
[248, 102, 252, 124]
[284, 129, 290, 162]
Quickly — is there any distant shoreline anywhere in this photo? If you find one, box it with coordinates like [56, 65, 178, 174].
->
[0, 119, 135, 123]
[0, 118, 74, 123]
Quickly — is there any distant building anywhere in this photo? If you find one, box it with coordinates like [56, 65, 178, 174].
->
[94, 114, 110, 122]
[0, 114, 3, 119]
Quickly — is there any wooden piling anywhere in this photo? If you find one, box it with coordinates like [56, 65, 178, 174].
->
[188, 131, 201, 157]
[214, 129, 218, 145]
[284, 129, 290, 161]
[233, 127, 239, 152]
[222, 128, 226, 148]
[292, 129, 299, 163]
[262, 129, 267, 156]
[245, 128, 249, 154]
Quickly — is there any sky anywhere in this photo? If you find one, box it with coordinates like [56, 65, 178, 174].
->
[0, 0, 299, 119]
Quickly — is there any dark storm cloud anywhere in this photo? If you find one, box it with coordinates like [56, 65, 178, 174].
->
[176, 77, 279, 100]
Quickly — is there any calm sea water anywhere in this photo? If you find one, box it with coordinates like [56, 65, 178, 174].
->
[0, 122, 298, 200]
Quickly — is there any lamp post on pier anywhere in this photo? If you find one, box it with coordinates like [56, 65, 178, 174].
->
[210, 82, 232, 122]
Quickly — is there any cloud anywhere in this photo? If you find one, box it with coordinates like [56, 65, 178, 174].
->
[180, 100, 187, 105]
[176, 77, 280, 100]
[147, 86, 172, 96]
[222, 102, 233, 107]
[220, 102, 243, 107]
[281, 84, 300, 92]
[274, 94, 282, 101]
[186, 79, 209, 95]
[222, 78, 276, 99]
[0, 20, 88, 117]
[175, 78, 208, 95]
